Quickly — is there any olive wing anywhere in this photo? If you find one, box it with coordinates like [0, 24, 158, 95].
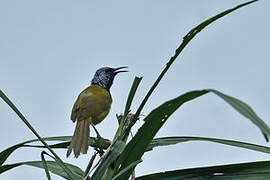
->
[70, 88, 112, 122]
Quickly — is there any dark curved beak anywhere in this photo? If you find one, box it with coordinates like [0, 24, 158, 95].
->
[113, 66, 128, 74]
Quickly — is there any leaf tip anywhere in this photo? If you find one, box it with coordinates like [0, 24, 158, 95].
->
[263, 133, 269, 142]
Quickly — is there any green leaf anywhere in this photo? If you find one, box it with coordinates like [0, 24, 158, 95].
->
[136, 161, 270, 180]
[91, 141, 126, 180]
[124, 77, 143, 117]
[2, 87, 268, 179]
[24, 137, 111, 150]
[0, 137, 71, 167]
[0, 161, 84, 180]
[0, 136, 110, 166]
[130, 0, 259, 131]
[0, 90, 77, 179]
[41, 151, 52, 180]
[210, 89, 270, 141]
[0, 144, 24, 166]
[115, 90, 208, 180]
[113, 77, 143, 141]
[0, 137, 70, 166]
[115, 86, 270, 179]
[112, 160, 142, 180]
[148, 136, 270, 154]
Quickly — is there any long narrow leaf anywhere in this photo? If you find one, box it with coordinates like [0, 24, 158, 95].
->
[113, 77, 143, 141]
[0, 136, 110, 166]
[130, 0, 259, 131]
[115, 90, 208, 180]
[0, 161, 84, 179]
[0, 137, 70, 166]
[4, 135, 270, 177]
[0, 138, 71, 166]
[124, 77, 143, 117]
[6, 135, 270, 159]
[41, 151, 52, 180]
[210, 89, 270, 141]
[115, 86, 270, 179]
[0, 144, 24, 166]
[0, 90, 77, 179]
[2, 87, 268, 178]
[136, 161, 270, 180]
[91, 141, 126, 180]
[148, 136, 270, 154]
[112, 160, 142, 180]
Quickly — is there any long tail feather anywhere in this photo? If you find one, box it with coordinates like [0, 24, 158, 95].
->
[67, 120, 90, 158]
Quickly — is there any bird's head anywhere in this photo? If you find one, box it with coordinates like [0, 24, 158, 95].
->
[91, 66, 128, 90]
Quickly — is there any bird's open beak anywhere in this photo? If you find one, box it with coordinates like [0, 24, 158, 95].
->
[113, 66, 128, 74]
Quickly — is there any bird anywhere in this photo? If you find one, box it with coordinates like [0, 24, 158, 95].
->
[67, 66, 127, 158]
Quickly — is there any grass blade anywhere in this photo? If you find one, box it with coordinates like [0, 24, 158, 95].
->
[210, 89, 270, 141]
[136, 161, 270, 180]
[113, 77, 143, 141]
[112, 160, 142, 180]
[115, 87, 270, 179]
[0, 137, 71, 166]
[22, 136, 110, 149]
[0, 144, 24, 166]
[124, 77, 143, 117]
[148, 136, 270, 154]
[130, 0, 259, 131]
[0, 90, 77, 179]
[2, 87, 268, 178]
[0, 136, 110, 166]
[91, 141, 126, 180]
[0, 161, 84, 179]
[115, 90, 208, 180]
[41, 151, 52, 180]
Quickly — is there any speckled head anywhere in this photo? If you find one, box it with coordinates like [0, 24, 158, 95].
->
[91, 66, 127, 90]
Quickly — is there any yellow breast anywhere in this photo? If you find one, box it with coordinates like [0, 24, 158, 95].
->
[71, 85, 112, 125]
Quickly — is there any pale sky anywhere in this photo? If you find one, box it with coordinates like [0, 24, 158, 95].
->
[1, 0, 270, 179]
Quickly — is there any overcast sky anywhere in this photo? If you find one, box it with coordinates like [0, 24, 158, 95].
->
[1, 0, 270, 179]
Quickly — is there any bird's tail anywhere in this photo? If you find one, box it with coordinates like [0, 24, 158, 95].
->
[67, 120, 90, 158]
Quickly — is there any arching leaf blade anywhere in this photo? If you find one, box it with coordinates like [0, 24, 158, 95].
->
[0, 161, 84, 179]
[0, 136, 110, 166]
[115, 86, 270, 179]
[136, 161, 270, 180]
[148, 136, 270, 154]
[91, 141, 126, 180]
[131, 0, 259, 131]
[115, 90, 209, 180]
[209, 89, 270, 141]
[41, 151, 52, 180]
[0, 90, 77, 179]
